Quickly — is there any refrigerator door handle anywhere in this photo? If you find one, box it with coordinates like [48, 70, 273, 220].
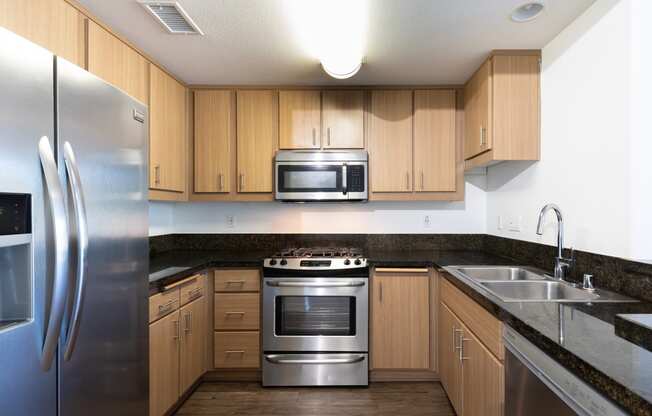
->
[62, 142, 89, 361]
[38, 136, 70, 371]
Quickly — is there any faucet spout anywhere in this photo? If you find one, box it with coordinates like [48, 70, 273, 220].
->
[536, 203, 573, 280]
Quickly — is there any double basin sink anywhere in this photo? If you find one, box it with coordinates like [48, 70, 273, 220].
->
[445, 266, 636, 303]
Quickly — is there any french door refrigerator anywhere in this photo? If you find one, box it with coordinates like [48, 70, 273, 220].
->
[0, 28, 149, 416]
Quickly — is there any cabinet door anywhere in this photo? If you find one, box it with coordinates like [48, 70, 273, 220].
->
[149, 311, 180, 416]
[369, 90, 413, 192]
[237, 90, 277, 192]
[86, 20, 149, 104]
[414, 90, 456, 192]
[439, 303, 463, 415]
[322, 90, 364, 149]
[0, 0, 86, 67]
[279, 90, 321, 149]
[180, 296, 206, 394]
[371, 273, 429, 369]
[461, 323, 504, 416]
[194, 90, 233, 193]
[150, 65, 187, 192]
[464, 59, 492, 159]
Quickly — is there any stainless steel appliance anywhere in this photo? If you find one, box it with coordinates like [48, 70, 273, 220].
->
[274, 150, 368, 201]
[504, 326, 627, 416]
[0, 28, 148, 416]
[262, 247, 369, 386]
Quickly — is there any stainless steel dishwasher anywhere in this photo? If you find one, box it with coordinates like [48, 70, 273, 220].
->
[503, 326, 628, 416]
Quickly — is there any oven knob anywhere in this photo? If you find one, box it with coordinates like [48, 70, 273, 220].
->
[280, 259, 288, 266]
[269, 259, 277, 266]
[344, 259, 351, 265]
[354, 259, 362, 265]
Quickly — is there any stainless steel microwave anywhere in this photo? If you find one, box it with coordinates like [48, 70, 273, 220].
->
[274, 150, 368, 202]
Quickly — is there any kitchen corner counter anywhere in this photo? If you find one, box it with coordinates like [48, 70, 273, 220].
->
[149, 249, 268, 294]
[367, 249, 518, 269]
[441, 268, 652, 416]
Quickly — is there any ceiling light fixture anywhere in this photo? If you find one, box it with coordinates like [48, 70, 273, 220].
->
[511, 2, 545, 23]
[285, 0, 368, 80]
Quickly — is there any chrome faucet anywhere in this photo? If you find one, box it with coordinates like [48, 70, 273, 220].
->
[536, 204, 575, 280]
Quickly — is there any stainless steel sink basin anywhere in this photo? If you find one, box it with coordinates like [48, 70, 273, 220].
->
[453, 266, 546, 281]
[445, 265, 638, 303]
[480, 281, 600, 302]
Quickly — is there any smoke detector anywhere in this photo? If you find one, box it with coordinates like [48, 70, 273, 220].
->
[139, 1, 204, 35]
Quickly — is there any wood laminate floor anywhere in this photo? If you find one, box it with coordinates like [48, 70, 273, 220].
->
[175, 382, 455, 416]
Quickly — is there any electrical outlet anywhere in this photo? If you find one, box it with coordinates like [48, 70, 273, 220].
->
[423, 215, 431, 229]
[225, 215, 235, 228]
[507, 216, 522, 232]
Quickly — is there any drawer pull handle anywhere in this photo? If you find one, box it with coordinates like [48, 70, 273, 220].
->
[225, 350, 245, 354]
[225, 311, 245, 317]
[226, 280, 246, 285]
[158, 300, 175, 315]
[187, 288, 202, 301]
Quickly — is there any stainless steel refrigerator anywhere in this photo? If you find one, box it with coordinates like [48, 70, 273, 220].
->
[0, 28, 149, 416]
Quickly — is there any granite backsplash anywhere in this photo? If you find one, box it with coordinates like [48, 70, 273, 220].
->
[149, 233, 652, 302]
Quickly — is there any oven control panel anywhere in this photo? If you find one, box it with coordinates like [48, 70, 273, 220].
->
[264, 257, 368, 270]
[300, 260, 331, 267]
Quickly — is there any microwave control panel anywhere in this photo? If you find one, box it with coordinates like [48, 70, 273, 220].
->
[346, 165, 365, 192]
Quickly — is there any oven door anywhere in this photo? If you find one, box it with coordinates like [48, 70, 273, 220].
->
[263, 277, 368, 352]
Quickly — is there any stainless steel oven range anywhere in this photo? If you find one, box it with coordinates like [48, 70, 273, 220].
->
[262, 247, 369, 386]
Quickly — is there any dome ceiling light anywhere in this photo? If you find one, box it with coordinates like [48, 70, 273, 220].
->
[511, 2, 545, 23]
[285, 0, 368, 80]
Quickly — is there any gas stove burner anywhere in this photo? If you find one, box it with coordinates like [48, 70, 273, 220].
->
[266, 247, 367, 270]
[273, 247, 364, 258]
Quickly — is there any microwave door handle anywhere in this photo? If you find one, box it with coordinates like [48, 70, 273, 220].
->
[342, 164, 348, 195]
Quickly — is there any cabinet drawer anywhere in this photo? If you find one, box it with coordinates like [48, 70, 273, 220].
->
[179, 274, 206, 306]
[214, 293, 260, 330]
[149, 288, 180, 324]
[440, 276, 503, 360]
[215, 269, 260, 292]
[214, 331, 260, 368]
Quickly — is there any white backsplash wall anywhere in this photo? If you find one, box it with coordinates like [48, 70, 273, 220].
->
[486, 0, 651, 261]
[149, 178, 487, 235]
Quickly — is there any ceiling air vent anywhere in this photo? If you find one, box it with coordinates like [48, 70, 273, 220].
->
[139, 1, 204, 35]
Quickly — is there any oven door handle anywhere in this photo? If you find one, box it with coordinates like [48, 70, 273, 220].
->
[264, 354, 366, 365]
[265, 280, 366, 288]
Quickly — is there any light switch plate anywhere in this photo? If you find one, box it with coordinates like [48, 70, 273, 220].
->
[423, 215, 432, 229]
[225, 215, 235, 228]
[507, 216, 522, 232]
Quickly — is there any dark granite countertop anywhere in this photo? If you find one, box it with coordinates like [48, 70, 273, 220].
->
[615, 314, 652, 354]
[442, 266, 652, 416]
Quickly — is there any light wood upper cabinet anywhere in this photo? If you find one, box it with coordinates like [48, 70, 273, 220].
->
[149, 310, 180, 416]
[0, 0, 86, 67]
[237, 90, 277, 193]
[279, 90, 321, 149]
[180, 295, 206, 394]
[371, 270, 430, 369]
[369, 90, 413, 192]
[150, 65, 187, 193]
[86, 20, 149, 104]
[439, 303, 463, 416]
[464, 52, 540, 169]
[414, 90, 457, 192]
[194, 90, 233, 193]
[322, 90, 364, 149]
[464, 59, 492, 159]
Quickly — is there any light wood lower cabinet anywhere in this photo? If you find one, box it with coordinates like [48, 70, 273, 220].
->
[149, 274, 207, 416]
[439, 274, 504, 416]
[371, 269, 430, 370]
[213, 269, 261, 370]
[180, 293, 207, 393]
[149, 308, 180, 416]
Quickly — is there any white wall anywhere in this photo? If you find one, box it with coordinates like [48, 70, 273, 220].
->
[487, 0, 650, 261]
[150, 178, 487, 235]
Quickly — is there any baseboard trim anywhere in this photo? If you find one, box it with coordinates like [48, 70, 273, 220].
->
[370, 370, 439, 382]
[204, 369, 262, 382]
